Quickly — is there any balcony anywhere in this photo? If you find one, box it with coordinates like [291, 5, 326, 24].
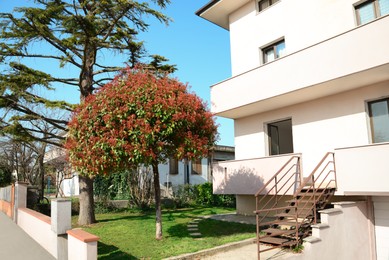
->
[335, 142, 389, 196]
[212, 153, 301, 195]
[213, 143, 389, 196]
[211, 15, 389, 119]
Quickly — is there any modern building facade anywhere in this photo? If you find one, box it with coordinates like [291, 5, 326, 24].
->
[197, 0, 389, 259]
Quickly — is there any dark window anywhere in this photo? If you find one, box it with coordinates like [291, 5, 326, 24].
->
[169, 158, 178, 175]
[258, 0, 280, 12]
[368, 98, 389, 143]
[355, 0, 389, 25]
[191, 159, 202, 175]
[262, 40, 285, 64]
[268, 119, 294, 155]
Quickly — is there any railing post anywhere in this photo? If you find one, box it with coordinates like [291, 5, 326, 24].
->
[332, 152, 338, 190]
[312, 175, 317, 224]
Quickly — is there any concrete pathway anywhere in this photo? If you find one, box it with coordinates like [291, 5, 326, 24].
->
[0, 211, 55, 260]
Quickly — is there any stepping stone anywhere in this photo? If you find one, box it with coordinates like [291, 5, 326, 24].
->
[188, 228, 198, 232]
[192, 218, 201, 222]
[189, 222, 199, 225]
[189, 232, 202, 237]
[187, 224, 198, 228]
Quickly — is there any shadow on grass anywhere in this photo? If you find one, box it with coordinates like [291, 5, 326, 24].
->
[167, 219, 256, 239]
[166, 223, 189, 238]
[98, 241, 137, 260]
[97, 214, 154, 223]
[199, 219, 256, 238]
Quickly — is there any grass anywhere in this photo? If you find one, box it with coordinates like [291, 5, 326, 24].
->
[73, 207, 256, 259]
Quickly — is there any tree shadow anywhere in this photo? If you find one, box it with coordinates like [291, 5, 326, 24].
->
[166, 218, 256, 239]
[213, 164, 265, 195]
[97, 213, 154, 223]
[98, 241, 137, 260]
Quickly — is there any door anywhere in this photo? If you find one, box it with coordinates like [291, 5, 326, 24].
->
[268, 119, 294, 155]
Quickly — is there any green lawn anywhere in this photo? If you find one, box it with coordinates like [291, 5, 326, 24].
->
[75, 207, 256, 259]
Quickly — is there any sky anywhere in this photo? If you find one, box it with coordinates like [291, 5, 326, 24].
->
[0, 0, 235, 146]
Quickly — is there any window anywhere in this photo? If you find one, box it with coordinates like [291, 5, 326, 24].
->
[169, 158, 178, 175]
[262, 40, 285, 64]
[368, 98, 389, 143]
[268, 119, 294, 155]
[257, 0, 280, 12]
[355, 0, 389, 25]
[191, 159, 202, 175]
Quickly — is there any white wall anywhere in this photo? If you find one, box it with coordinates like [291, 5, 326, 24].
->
[158, 158, 209, 187]
[62, 174, 79, 197]
[234, 81, 389, 174]
[373, 196, 389, 260]
[229, 0, 360, 76]
[17, 208, 57, 258]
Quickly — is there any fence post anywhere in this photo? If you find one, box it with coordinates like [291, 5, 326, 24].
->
[51, 199, 71, 260]
[13, 182, 28, 223]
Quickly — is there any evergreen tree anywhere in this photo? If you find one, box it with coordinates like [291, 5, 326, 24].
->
[0, 0, 174, 225]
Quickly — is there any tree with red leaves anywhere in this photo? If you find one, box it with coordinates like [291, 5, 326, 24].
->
[65, 67, 218, 239]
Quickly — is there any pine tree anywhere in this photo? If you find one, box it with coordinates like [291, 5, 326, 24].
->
[0, 0, 174, 225]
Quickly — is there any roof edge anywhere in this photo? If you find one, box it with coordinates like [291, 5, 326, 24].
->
[195, 0, 221, 16]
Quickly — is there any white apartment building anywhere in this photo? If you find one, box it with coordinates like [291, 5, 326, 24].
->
[197, 0, 389, 259]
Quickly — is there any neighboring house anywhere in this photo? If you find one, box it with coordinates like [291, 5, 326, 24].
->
[44, 146, 79, 197]
[197, 0, 389, 259]
[44, 145, 234, 197]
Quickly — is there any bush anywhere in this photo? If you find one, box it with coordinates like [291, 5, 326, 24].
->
[171, 184, 195, 208]
[194, 183, 236, 207]
[0, 167, 12, 187]
[170, 183, 236, 208]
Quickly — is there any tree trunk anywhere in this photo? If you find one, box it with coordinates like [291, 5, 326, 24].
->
[152, 161, 162, 240]
[78, 175, 96, 225]
[78, 42, 97, 226]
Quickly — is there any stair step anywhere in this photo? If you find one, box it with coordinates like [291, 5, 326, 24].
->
[274, 213, 298, 218]
[259, 236, 293, 245]
[259, 218, 309, 227]
[261, 228, 297, 237]
[286, 199, 315, 204]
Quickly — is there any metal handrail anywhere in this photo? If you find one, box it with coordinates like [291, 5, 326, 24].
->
[255, 155, 301, 197]
[256, 152, 337, 260]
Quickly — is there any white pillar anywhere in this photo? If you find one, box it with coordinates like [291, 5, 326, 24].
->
[51, 199, 71, 260]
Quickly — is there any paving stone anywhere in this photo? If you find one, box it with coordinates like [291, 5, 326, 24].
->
[189, 232, 202, 237]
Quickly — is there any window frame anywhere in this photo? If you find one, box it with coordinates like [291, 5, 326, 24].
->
[191, 159, 202, 175]
[355, 0, 388, 25]
[169, 158, 179, 175]
[261, 39, 285, 64]
[257, 0, 280, 13]
[367, 97, 389, 143]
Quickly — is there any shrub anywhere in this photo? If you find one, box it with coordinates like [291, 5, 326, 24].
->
[170, 183, 236, 208]
[194, 183, 236, 208]
[0, 167, 12, 187]
[171, 184, 196, 208]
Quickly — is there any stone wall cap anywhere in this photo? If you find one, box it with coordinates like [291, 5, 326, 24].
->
[67, 228, 100, 243]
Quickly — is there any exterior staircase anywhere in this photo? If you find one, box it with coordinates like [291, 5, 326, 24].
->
[255, 153, 337, 259]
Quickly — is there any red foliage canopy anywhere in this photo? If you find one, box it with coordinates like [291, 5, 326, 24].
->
[65, 67, 218, 176]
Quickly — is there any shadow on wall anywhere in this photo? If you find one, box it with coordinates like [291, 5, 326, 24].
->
[213, 164, 265, 195]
